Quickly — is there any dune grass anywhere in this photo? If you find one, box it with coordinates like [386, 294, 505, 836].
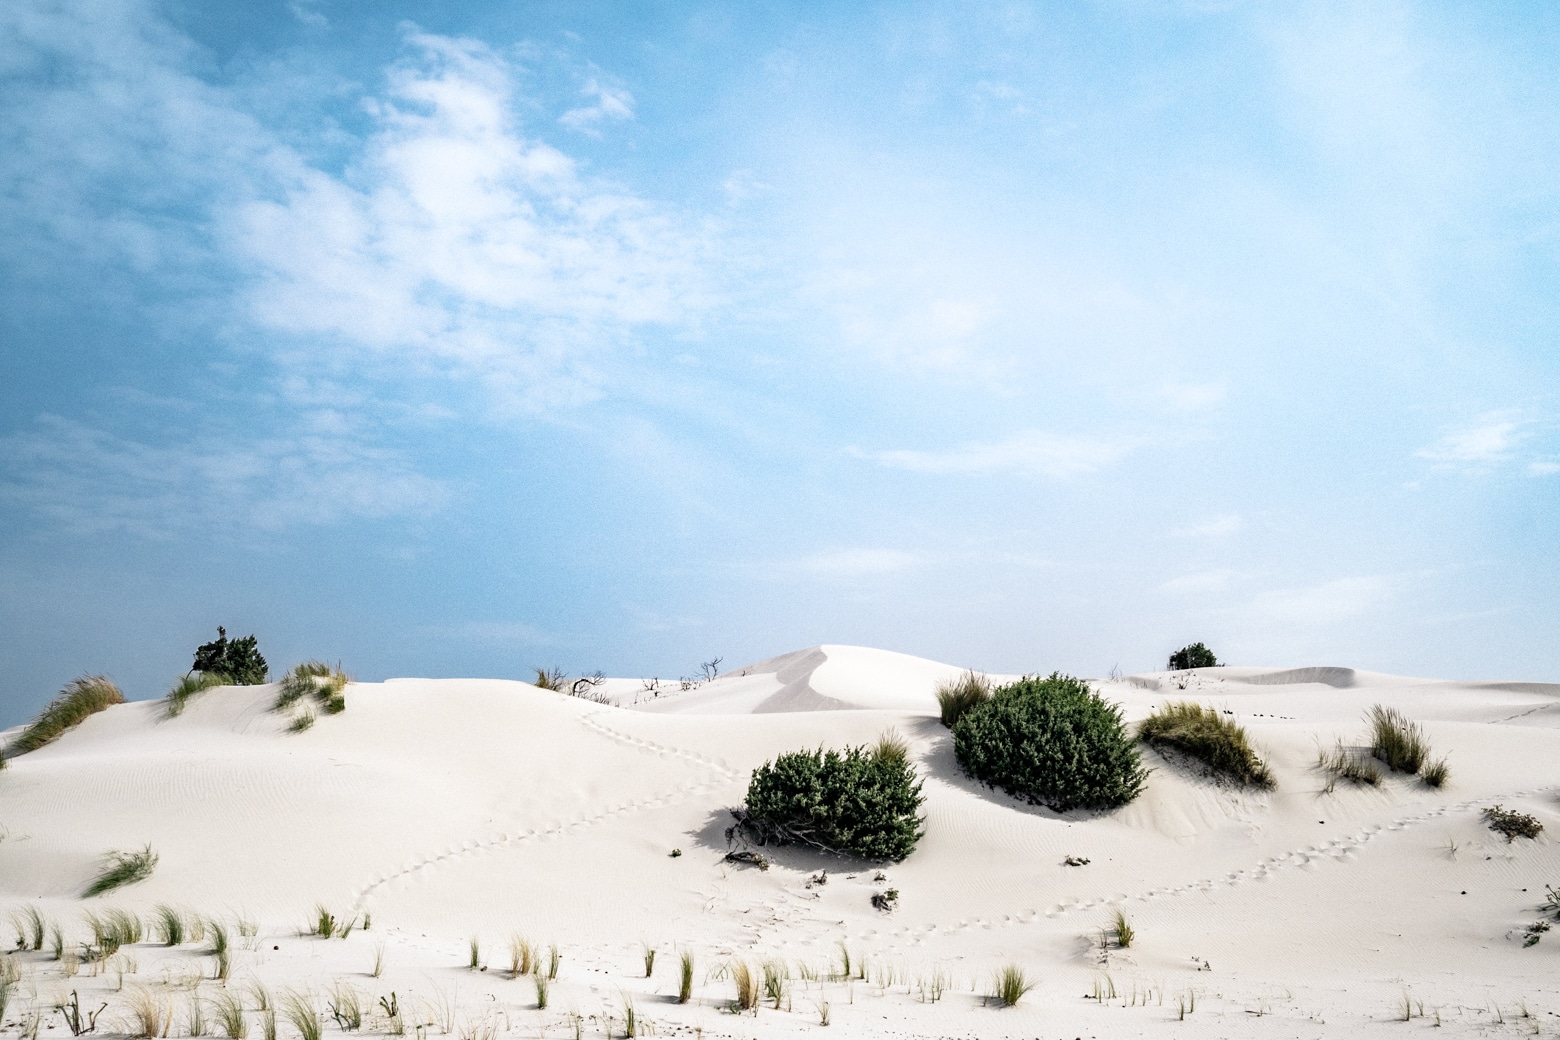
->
[1112, 908, 1135, 948]
[992, 964, 1034, 1007]
[642, 943, 657, 978]
[327, 983, 363, 1032]
[532, 667, 567, 691]
[468, 937, 480, 971]
[287, 711, 315, 733]
[762, 961, 788, 1010]
[371, 942, 385, 978]
[126, 987, 172, 1038]
[1317, 744, 1381, 788]
[84, 846, 158, 897]
[677, 950, 695, 1004]
[188, 992, 207, 1037]
[1138, 702, 1274, 788]
[9, 676, 124, 755]
[732, 962, 759, 1011]
[276, 662, 349, 715]
[508, 935, 534, 977]
[532, 973, 549, 1010]
[1367, 705, 1431, 775]
[547, 944, 560, 980]
[153, 905, 184, 946]
[282, 993, 321, 1040]
[935, 670, 992, 728]
[1421, 757, 1451, 788]
[164, 672, 224, 718]
[14, 906, 46, 950]
[85, 908, 142, 956]
[212, 991, 247, 1040]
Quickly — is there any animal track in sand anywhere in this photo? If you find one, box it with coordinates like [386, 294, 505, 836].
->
[349, 709, 741, 912]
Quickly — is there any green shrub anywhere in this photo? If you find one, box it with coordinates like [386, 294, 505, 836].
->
[730, 743, 926, 862]
[1139, 702, 1274, 789]
[9, 676, 125, 755]
[953, 673, 1147, 812]
[934, 670, 992, 728]
[192, 628, 269, 685]
[1167, 643, 1218, 670]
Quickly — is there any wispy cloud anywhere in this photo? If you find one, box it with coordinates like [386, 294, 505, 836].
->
[558, 77, 635, 133]
[1243, 576, 1392, 628]
[796, 548, 923, 577]
[852, 430, 1131, 478]
[0, 414, 444, 539]
[1172, 514, 1244, 539]
[1417, 413, 1527, 465]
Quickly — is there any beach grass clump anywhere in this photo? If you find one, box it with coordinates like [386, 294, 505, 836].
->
[642, 943, 656, 978]
[1484, 805, 1543, 842]
[1317, 743, 1381, 788]
[762, 961, 788, 1009]
[509, 935, 535, 976]
[126, 986, 172, 1038]
[992, 965, 1034, 1007]
[677, 951, 694, 1004]
[9, 676, 125, 755]
[164, 672, 224, 718]
[212, 991, 247, 1040]
[282, 993, 321, 1040]
[84, 847, 158, 897]
[275, 662, 348, 715]
[1367, 705, 1431, 775]
[954, 673, 1147, 812]
[468, 937, 481, 970]
[532, 974, 549, 1010]
[1421, 757, 1451, 788]
[1112, 907, 1134, 948]
[153, 905, 185, 946]
[730, 740, 925, 862]
[327, 984, 363, 1032]
[732, 962, 759, 1011]
[14, 906, 46, 950]
[1139, 702, 1274, 788]
[935, 670, 992, 728]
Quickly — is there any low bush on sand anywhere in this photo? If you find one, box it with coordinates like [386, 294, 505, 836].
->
[276, 661, 348, 715]
[84, 846, 158, 897]
[192, 627, 269, 685]
[1167, 643, 1218, 670]
[729, 741, 925, 862]
[934, 670, 992, 728]
[1139, 702, 1274, 789]
[1484, 805, 1543, 842]
[953, 673, 1147, 812]
[9, 676, 125, 755]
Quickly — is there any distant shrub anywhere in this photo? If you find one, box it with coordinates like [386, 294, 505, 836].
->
[9, 675, 125, 755]
[730, 742, 926, 862]
[934, 670, 992, 728]
[192, 627, 268, 685]
[1139, 702, 1274, 789]
[1167, 643, 1218, 670]
[532, 667, 567, 692]
[953, 673, 1147, 812]
[1366, 705, 1429, 775]
[1484, 805, 1543, 843]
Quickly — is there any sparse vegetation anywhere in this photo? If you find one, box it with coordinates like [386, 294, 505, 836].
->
[84, 846, 158, 897]
[992, 965, 1033, 1007]
[1367, 705, 1430, 775]
[193, 628, 269, 685]
[327, 984, 363, 1032]
[732, 962, 759, 1011]
[126, 987, 172, 1038]
[275, 662, 348, 715]
[288, 711, 315, 733]
[165, 672, 224, 718]
[532, 972, 549, 1009]
[762, 961, 788, 1009]
[641, 943, 656, 978]
[1317, 743, 1381, 788]
[15, 906, 45, 950]
[509, 935, 534, 977]
[8, 676, 125, 755]
[1139, 702, 1274, 788]
[1421, 757, 1451, 788]
[953, 673, 1147, 812]
[1484, 805, 1543, 842]
[1112, 907, 1135, 948]
[531, 667, 567, 692]
[934, 670, 992, 728]
[467, 937, 480, 970]
[1168, 643, 1218, 670]
[212, 991, 247, 1039]
[153, 905, 184, 946]
[677, 950, 694, 1004]
[282, 992, 321, 1040]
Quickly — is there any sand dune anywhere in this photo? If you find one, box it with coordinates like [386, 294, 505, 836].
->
[2, 646, 1557, 1038]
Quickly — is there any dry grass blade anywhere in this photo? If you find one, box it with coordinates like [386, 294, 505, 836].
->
[732, 962, 758, 1011]
[125, 987, 172, 1038]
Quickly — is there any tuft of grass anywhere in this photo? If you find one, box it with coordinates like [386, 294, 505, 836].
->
[371, 941, 385, 978]
[762, 961, 788, 1010]
[261, 1009, 276, 1040]
[153, 905, 185, 946]
[677, 950, 694, 1004]
[247, 981, 271, 1013]
[1138, 702, 1274, 788]
[992, 964, 1033, 1007]
[547, 943, 560, 980]
[468, 937, 481, 970]
[281, 992, 321, 1040]
[532, 973, 549, 1010]
[1421, 757, 1451, 788]
[1112, 907, 1134, 948]
[8, 676, 125, 755]
[327, 983, 363, 1032]
[287, 710, 315, 733]
[532, 667, 567, 692]
[1367, 705, 1430, 775]
[642, 943, 657, 978]
[621, 996, 637, 1038]
[817, 1000, 830, 1026]
[50, 923, 65, 960]
[276, 662, 349, 715]
[15, 906, 46, 950]
[85, 907, 143, 954]
[935, 670, 992, 728]
[509, 935, 534, 977]
[126, 986, 172, 1038]
[165, 672, 224, 718]
[1317, 744, 1380, 787]
[873, 729, 909, 764]
[732, 962, 759, 1011]
[313, 906, 336, 938]
[1484, 805, 1543, 842]
[212, 991, 247, 1040]
[187, 993, 207, 1038]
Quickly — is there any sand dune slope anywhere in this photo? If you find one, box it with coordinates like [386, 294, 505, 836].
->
[1, 650, 1558, 1038]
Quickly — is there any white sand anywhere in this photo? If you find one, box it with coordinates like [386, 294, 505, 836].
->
[2, 644, 1558, 1038]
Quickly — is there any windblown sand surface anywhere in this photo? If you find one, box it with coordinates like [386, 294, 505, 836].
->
[2, 645, 1558, 1038]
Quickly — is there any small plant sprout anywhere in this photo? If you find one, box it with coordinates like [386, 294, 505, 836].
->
[84, 845, 158, 897]
[371, 941, 386, 977]
[468, 937, 481, 970]
[547, 943, 560, 979]
[677, 950, 695, 1004]
[642, 942, 657, 977]
[1112, 907, 1135, 948]
[992, 965, 1033, 1007]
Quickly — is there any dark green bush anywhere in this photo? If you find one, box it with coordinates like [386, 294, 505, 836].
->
[192, 627, 268, 685]
[953, 673, 1147, 812]
[1167, 643, 1218, 670]
[730, 742, 925, 862]
[1139, 702, 1274, 788]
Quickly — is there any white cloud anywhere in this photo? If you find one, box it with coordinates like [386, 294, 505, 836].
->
[1417, 413, 1526, 464]
[1530, 460, 1560, 476]
[1172, 514, 1244, 538]
[1159, 568, 1240, 595]
[0, 415, 444, 538]
[1244, 576, 1392, 627]
[852, 430, 1131, 478]
[796, 548, 923, 577]
[558, 77, 635, 133]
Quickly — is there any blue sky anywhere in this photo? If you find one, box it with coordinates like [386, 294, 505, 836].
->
[2, 1, 1557, 724]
